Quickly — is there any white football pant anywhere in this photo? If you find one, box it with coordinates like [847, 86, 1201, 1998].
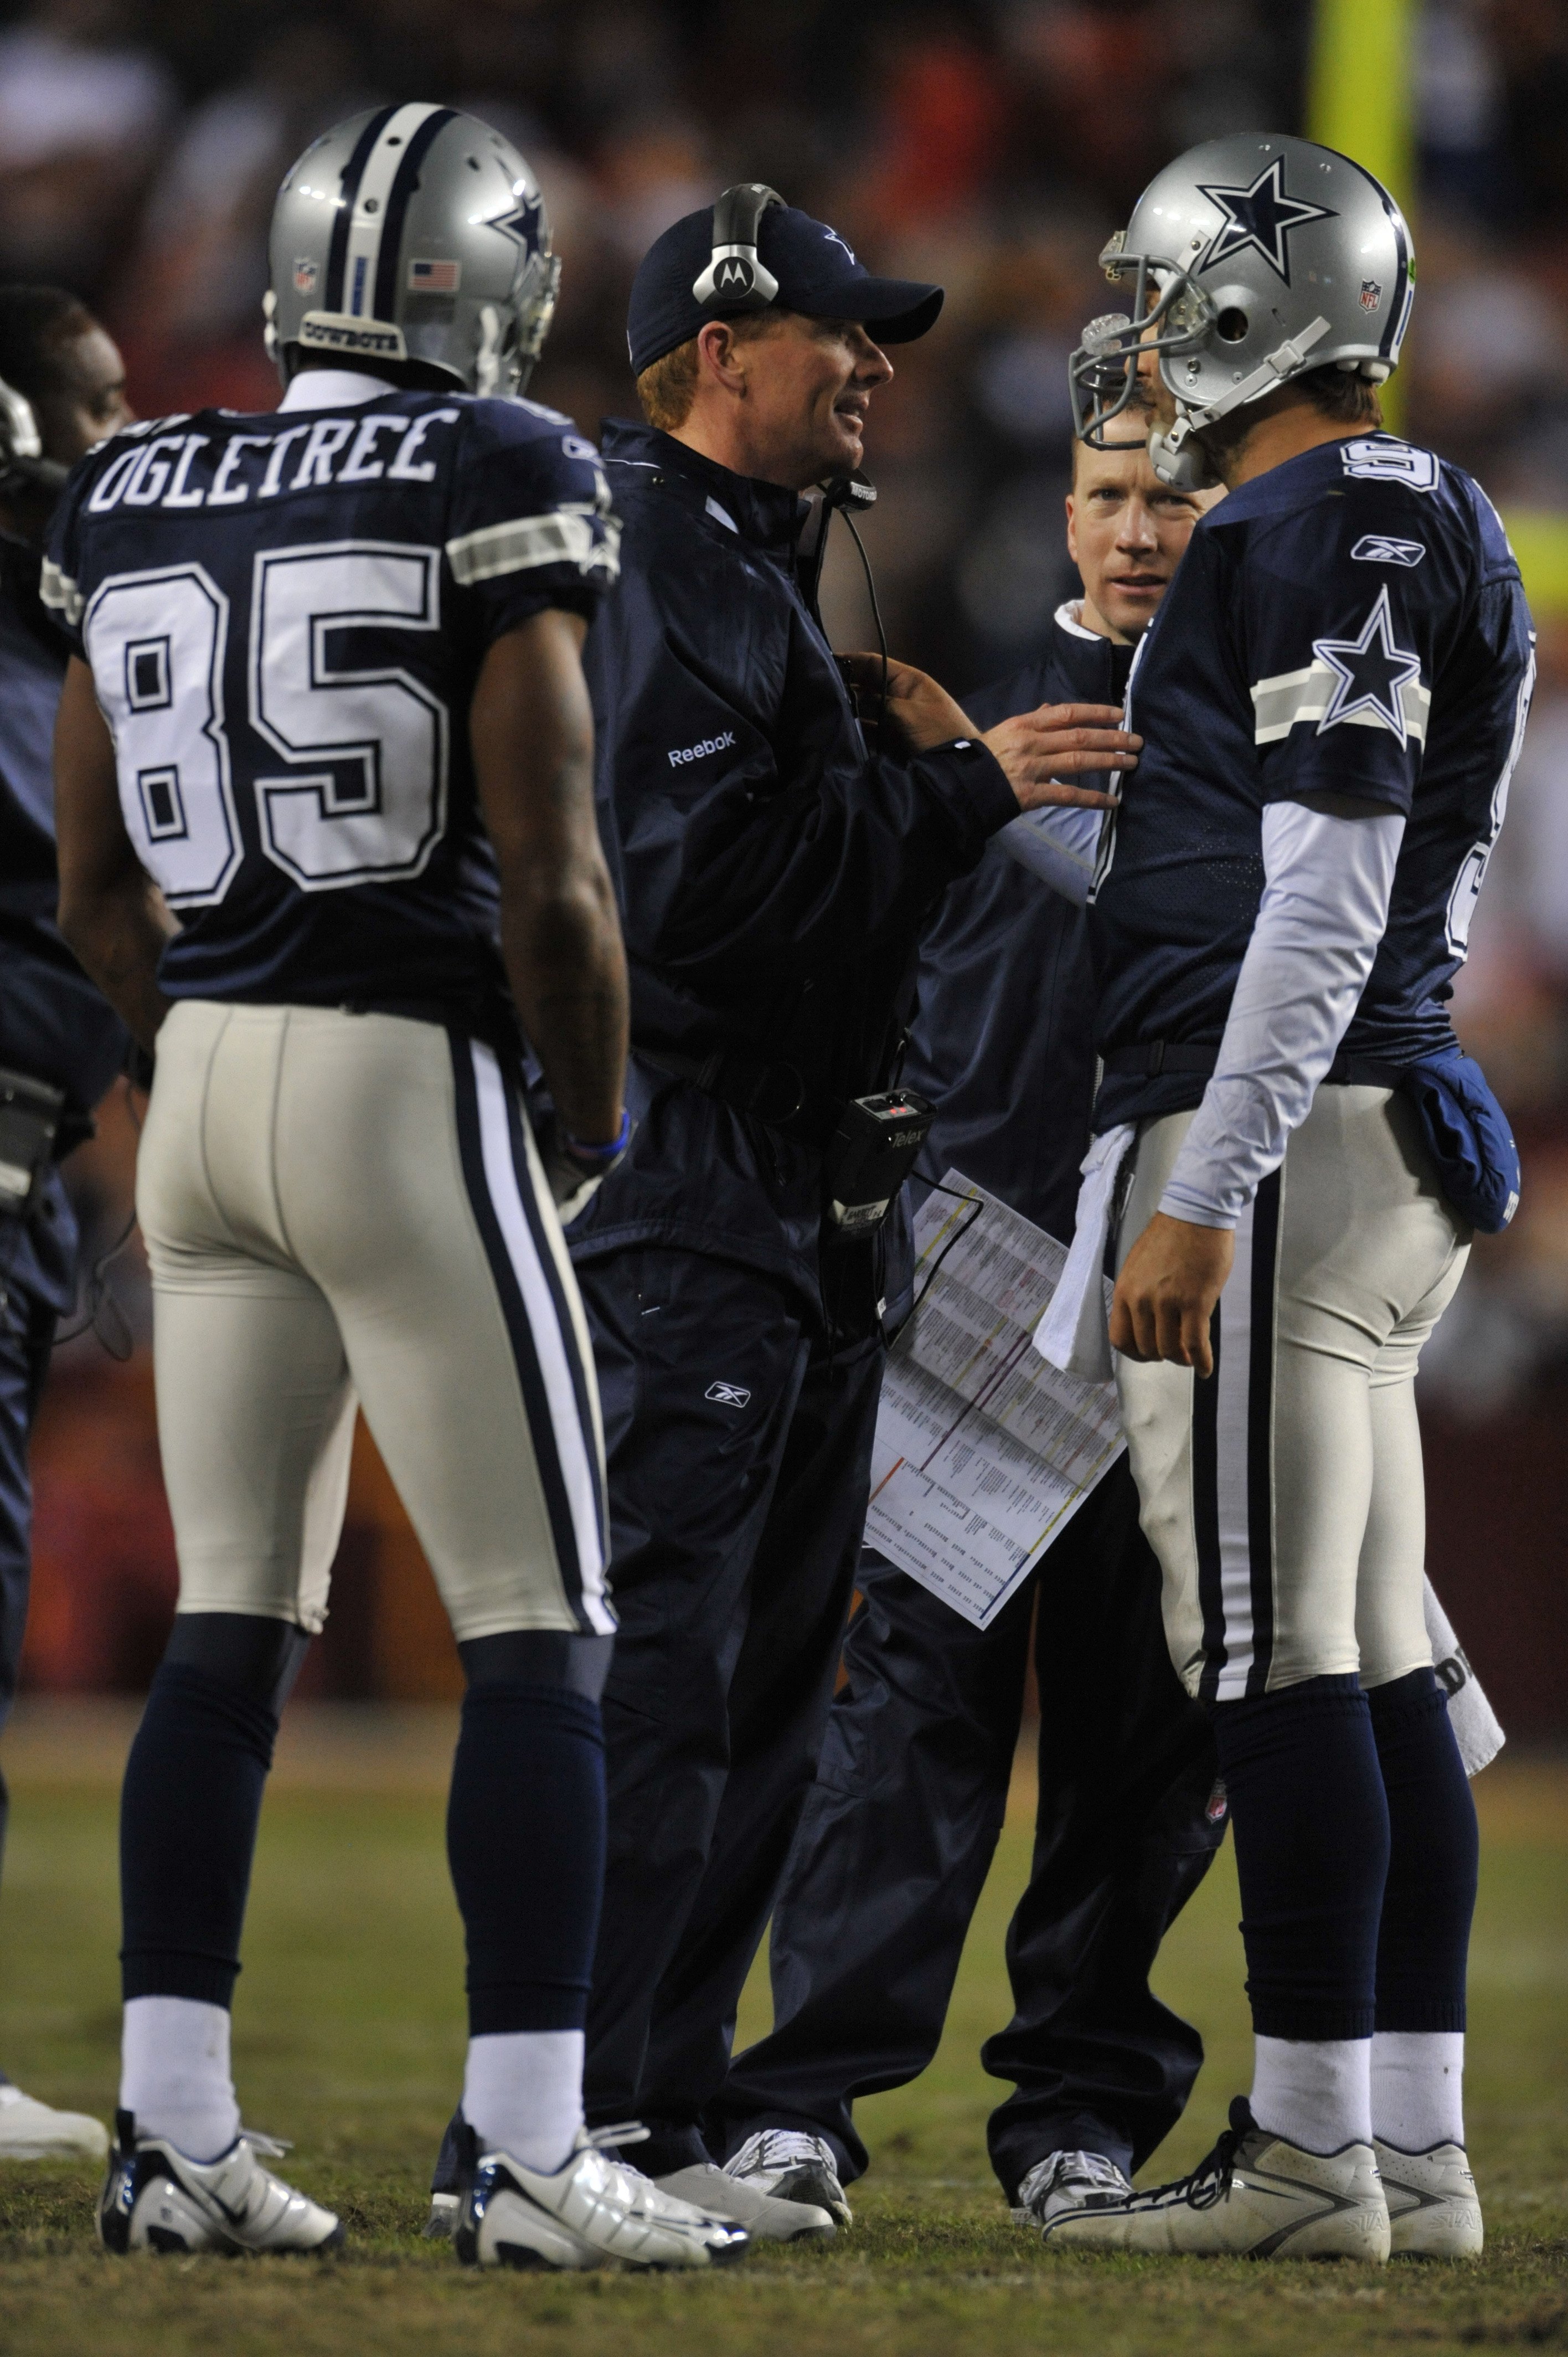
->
[137, 1000, 612, 1641]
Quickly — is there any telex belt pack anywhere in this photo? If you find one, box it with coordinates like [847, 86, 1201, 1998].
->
[641, 1046, 933, 1236]
[1100, 1041, 1520, 1234]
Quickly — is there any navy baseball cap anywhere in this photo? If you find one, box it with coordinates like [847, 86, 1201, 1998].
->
[628, 203, 943, 375]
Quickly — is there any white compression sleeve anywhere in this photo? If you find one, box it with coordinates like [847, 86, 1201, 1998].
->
[1159, 797, 1406, 1229]
[997, 803, 1105, 906]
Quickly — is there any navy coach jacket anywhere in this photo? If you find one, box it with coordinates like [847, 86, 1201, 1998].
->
[905, 605, 1133, 1246]
[0, 541, 126, 1145]
[570, 420, 1018, 1310]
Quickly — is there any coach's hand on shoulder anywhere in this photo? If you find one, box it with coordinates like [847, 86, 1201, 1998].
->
[1110, 1211, 1234, 1380]
[984, 703, 1139, 814]
[839, 657, 1138, 813]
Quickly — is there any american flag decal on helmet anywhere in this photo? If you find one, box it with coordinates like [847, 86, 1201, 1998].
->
[409, 258, 461, 293]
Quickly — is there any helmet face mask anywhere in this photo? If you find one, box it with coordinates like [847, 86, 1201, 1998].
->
[1070, 135, 1415, 481]
[266, 103, 561, 398]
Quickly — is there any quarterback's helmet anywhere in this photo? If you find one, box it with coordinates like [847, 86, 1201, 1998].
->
[265, 102, 560, 396]
[1070, 133, 1415, 488]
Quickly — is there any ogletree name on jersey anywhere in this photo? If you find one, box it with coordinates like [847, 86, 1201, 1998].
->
[79, 409, 464, 514]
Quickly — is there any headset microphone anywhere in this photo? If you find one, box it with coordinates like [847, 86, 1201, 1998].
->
[691, 183, 785, 310]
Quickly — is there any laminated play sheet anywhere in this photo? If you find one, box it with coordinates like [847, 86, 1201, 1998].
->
[865, 1172, 1125, 1628]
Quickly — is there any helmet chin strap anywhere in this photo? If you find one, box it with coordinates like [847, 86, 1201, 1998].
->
[1151, 314, 1335, 490]
[1148, 421, 1222, 491]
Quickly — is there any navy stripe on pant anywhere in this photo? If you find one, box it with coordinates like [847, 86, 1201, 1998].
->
[708, 1458, 1224, 2196]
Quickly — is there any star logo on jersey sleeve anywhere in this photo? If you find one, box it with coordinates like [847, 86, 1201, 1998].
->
[1195, 157, 1337, 286]
[1311, 585, 1423, 746]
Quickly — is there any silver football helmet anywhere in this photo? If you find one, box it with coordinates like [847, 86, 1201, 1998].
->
[265, 102, 560, 395]
[1070, 133, 1415, 488]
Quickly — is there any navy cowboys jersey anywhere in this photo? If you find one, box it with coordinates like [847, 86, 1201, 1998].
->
[1091, 432, 1535, 1130]
[43, 389, 617, 1022]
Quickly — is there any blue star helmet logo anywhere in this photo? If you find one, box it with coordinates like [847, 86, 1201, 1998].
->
[1312, 585, 1423, 747]
[486, 185, 546, 261]
[1195, 156, 1337, 287]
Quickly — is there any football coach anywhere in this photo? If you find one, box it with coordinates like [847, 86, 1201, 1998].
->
[567, 188, 1140, 2212]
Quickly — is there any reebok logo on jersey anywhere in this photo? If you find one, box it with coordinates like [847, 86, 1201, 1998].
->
[1351, 534, 1426, 568]
[705, 1382, 751, 1408]
[669, 731, 737, 768]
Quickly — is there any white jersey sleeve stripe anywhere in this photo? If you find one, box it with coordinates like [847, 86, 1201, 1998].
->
[1252, 661, 1430, 747]
[446, 510, 621, 586]
[39, 557, 82, 625]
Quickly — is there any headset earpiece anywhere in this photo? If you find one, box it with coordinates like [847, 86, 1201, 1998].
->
[692, 183, 785, 311]
[0, 372, 65, 496]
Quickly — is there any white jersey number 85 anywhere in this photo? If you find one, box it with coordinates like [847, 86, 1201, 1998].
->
[82, 540, 449, 906]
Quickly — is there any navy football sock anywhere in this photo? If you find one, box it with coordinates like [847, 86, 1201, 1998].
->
[120, 1614, 310, 2005]
[1210, 1674, 1390, 2041]
[1368, 1667, 1476, 2032]
[446, 1675, 606, 2036]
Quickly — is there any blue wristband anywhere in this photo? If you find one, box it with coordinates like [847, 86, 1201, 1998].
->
[561, 1108, 631, 1164]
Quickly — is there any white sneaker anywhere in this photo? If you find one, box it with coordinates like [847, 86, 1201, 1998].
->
[724, 2129, 852, 2227]
[456, 2130, 750, 2271]
[0, 2079, 109, 2162]
[658, 2159, 835, 2241]
[1012, 2149, 1132, 2230]
[1043, 2099, 1391, 2262]
[1375, 2139, 1483, 2258]
[97, 2111, 343, 2254]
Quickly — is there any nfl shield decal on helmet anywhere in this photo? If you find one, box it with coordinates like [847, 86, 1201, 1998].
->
[293, 257, 318, 294]
[1360, 277, 1383, 311]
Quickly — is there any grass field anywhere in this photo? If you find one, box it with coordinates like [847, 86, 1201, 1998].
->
[0, 1702, 1562, 2356]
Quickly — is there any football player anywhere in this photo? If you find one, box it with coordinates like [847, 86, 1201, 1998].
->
[1039, 133, 1530, 2260]
[0, 284, 132, 2166]
[48, 105, 744, 2272]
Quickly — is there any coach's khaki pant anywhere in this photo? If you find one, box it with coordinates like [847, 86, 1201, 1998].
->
[1113, 1086, 1469, 1701]
[137, 1000, 611, 1641]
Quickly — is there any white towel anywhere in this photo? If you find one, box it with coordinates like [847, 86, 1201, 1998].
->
[1423, 1576, 1505, 1778]
[1033, 1123, 1136, 1382]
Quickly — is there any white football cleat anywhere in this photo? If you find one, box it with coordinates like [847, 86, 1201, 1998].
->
[424, 2189, 460, 2238]
[1043, 2099, 1390, 2262]
[1012, 2148, 1132, 2230]
[1375, 2139, 1483, 2258]
[97, 2111, 343, 2255]
[657, 2159, 835, 2241]
[456, 2130, 749, 2271]
[724, 2128, 852, 2227]
[0, 2078, 109, 2162]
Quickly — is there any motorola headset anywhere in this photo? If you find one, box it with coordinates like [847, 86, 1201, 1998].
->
[0, 375, 66, 500]
[691, 183, 785, 310]
[693, 184, 889, 740]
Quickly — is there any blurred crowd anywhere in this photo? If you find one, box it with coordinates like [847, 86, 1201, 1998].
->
[6, 0, 1567, 1696]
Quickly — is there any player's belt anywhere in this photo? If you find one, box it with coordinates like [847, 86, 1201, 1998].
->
[1102, 1041, 1403, 1087]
